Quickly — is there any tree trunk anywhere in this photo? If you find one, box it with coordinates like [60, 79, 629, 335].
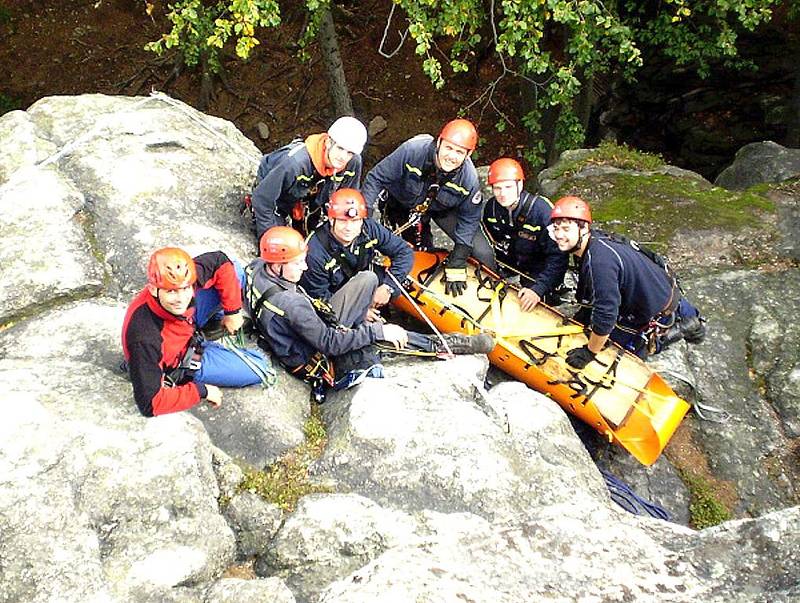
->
[520, 79, 560, 173]
[198, 52, 213, 111]
[575, 68, 596, 135]
[318, 7, 353, 116]
[786, 56, 800, 148]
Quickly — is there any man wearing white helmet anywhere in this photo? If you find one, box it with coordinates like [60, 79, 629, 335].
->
[248, 116, 368, 240]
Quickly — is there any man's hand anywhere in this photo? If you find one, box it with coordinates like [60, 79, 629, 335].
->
[380, 323, 408, 349]
[443, 267, 468, 297]
[443, 242, 471, 297]
[204, 384, 223, 409]
[372, 284, 392, 307]
[565, 345, 595, 369]
[517, 288, 541, 312]
[365, 307, 384, 323]
[221, 311, 244, 334]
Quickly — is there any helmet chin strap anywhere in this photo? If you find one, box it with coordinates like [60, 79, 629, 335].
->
[568, 221, 588, 254]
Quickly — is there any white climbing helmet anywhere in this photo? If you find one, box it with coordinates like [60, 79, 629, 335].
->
[327, 116, 367, 155]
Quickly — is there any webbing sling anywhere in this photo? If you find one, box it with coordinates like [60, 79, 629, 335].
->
[514, 192, 535, 229]
[250, 283, 285, 323]
[245, 273, 337, 386]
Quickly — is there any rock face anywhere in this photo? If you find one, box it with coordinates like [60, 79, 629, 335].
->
[714, 141, 800, 190]
[1, 95, 799, 602]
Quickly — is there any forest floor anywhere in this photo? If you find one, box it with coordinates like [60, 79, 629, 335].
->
[0, 0, 525, 171]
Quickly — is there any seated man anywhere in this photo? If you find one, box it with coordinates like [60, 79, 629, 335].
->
[549, 196, 706, 367]
[121, 248, 272, 417]
[361, 118, 496, 297]
[248, 116, 367, 240]
[481, 158, 568, 311]
[244, 227, 494, 398]
[300, 188, 413, 322]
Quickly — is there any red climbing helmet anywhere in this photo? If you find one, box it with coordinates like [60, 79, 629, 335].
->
[439, 118, 478, 151]
[488, 158, 524, 184]
[551, 196, 592, 224]
[259, 226, 308, 263]
[327, 188, 368, 220]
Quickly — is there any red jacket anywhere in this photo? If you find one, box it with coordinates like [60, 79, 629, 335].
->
[121, 251, 242, 416]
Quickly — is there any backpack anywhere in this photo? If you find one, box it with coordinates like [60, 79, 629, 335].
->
[597, 231, 671, 274]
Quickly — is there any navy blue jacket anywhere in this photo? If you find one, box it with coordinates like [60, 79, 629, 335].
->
[361, 135, 483, 247]
[244, 259, 383, 370]
[482, 191, 567, 297]
[251, 139, 361, 240]
[576, 230, 675, 335]
[300, 218, 414, 301]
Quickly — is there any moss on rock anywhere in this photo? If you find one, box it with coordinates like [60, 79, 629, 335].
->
[679, 469, 733, 529]
[236, 407, 332, 512]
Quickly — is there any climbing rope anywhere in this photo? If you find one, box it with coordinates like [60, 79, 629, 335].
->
[219, 332, 277, 388]
[386, 269, 453, 356]
[656, 367, 730, 423]
[601, 469, 670, 520]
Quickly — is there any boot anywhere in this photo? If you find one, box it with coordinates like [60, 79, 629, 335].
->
[434, 333, 495, 355]
[681, 314, 706, 344]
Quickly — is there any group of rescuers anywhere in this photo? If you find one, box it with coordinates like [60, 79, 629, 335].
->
[122, 116, 706, 417]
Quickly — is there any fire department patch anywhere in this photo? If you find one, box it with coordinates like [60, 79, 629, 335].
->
[471, 192, 482, 205]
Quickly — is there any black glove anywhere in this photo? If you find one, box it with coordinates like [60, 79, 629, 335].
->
[565, 345, 595, 369]
[444, 267, 468, 296]
[443, 243, 471, 297]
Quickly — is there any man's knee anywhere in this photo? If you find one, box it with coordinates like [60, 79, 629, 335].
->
[351, 270, 379, 286]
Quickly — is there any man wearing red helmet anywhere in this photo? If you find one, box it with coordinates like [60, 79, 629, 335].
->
[244, 226, 494, 398]
[481, 157, 567, 311]
[549, 196, 705, 367]
[121, 248, 271, 416]
[361, 119, 496, 297]
[301, 188, 413, 321]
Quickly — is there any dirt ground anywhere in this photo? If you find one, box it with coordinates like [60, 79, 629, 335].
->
[0, 0, 525, 172]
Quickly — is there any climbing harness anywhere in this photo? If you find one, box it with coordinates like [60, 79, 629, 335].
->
[163, 332, 204, 387]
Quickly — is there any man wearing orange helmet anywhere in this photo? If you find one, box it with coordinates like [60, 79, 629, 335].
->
[482, 157, 567, 311]
[244, 226, 494, 398]
[121, 248, 271, 417]
[549, 196, 705, 367]
[248, 116, 368, 240]
[301, 188, 413, 321]
[361, 118, 496, 297]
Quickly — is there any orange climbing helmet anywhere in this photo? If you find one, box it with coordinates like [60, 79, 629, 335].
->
[327, 188, 368, 220]
[551, 196, 592, 224]
[259, 226, 308, 263]
[439, 118, 478, 151]
[488, 158, 524, 184]
[147, 247, 197, 290]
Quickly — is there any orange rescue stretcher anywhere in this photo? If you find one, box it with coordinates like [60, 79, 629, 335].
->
[392, 250, 689, 466]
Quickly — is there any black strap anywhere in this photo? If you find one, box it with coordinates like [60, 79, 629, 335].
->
[514, 192, 535, 228]
[251, 284, 284, 324]
[315, 227, 373, 280]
